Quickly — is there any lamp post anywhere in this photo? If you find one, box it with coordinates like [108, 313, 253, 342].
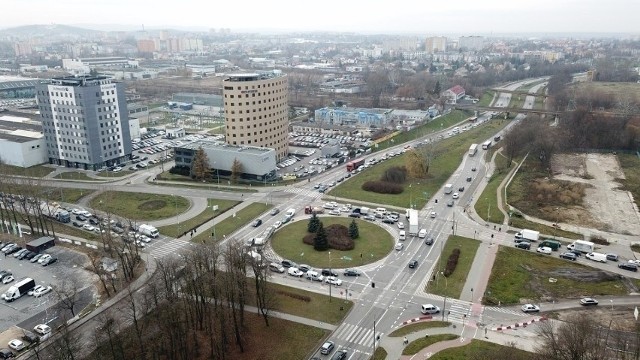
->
[328, 251, 332, 302]
[471, 287, 474, 303]
[439, 271, 449, 321]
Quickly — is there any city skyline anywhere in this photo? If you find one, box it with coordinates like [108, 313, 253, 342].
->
[2, 0, 638, 35]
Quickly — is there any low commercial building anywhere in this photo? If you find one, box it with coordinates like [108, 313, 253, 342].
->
[0, 111, 47, 167]
[26, 236, 55, 253]
[174, 139, 276, 181]
[442, 85, 466, 104]
[314, 107, 392, 128]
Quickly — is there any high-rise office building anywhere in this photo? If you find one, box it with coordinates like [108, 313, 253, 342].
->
[222, 71, 289, 160]
[36, 76, 132, 170]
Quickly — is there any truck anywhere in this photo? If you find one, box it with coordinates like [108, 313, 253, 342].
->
[444, 184, 453, 194]
[538, 239, 561, 251]
[346, 158, 365, 172]
[482, 140, 492, 150]
[40, 202, 70, 223]
[516, 229, 539, 242]
[138, 224, 159, 238]
[567, 240, 594, 254]
[469, 144, 478, 156]
[3, 278, 35, 302]
[304, 206, 324, 214]
[408, 209, 419, 236]
[351, 207, 370, 215]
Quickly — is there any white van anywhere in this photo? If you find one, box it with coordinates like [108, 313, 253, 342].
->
[586, 252, 607, 263]
[375, 207, 387, 215]
[306, 270, 324, 282]
[421, 304, 440, 314]
[418, 229, 427, 238]
[399, 230, 406, 241]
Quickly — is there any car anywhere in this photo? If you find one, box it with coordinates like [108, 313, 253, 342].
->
[452, 192, 459, 199]
[559, 252, 577, 260]
[382, 218, 394, 224]
[408, 260, 418, 269]
[515, 241, 531, 250]
[252, 219, 262, 227]
[6, 246, 21, 255]
[466, 176, 472, 182]
[33, 324, 51, 336]
[425, 237, 434, 246]
[395, 242, 404, 251]
[348, 213, 361, 218]
[458, 186, 465, 192]
[28, 285, 45, 296]
[606, 253, 619, 261]
[325, 276, 342, 286]
[298, 264, 312, 273]
[281, 260, 297, 268]
[537, 246, 552, 255]
[397, 222, 405, 229]
[24, 251, 37, 260]
[521, 304, 540, 313]
[331, 350, 347, 360]
[287, 267, 304, 277]
[18, 250, 32, 260]
[30, 254, 43, 263]
[580, 297, 599, 306]
[430, 212, 437, 218]
[274, 221, 283, 228]
[618, 263, 638, 272]
[12, 249, 27, 258]
[446, 200, 454, 207]
[42, 257, 58, 266]
[82, 224, 95, 231]
[139, 235, 151, 243]
[328, 209, 341, 216]
[321, 269, 338, 277]
[320, 341, 335, 355]
[2, 275, 14, 284]
[0, 348, 15, 359]
[21, 331, 39, 344]
[270, 208, 280, 216]
[471, 167, 477, 172]
[269, 262, 285, 273]
[343, 269, 361, 277]
[72, 221, 83, 227]
[33, 286, 52, 298]
[363, 214, 376, 221]
[76, 215, 87, 221]
[7, 339, 24, 351]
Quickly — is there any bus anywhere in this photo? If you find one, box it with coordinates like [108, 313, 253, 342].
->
[482, 140, 492, 150]
[469, 144, 478, 156]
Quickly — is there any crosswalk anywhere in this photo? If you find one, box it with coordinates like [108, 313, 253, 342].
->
[444, 300, 470, 323]
[283, 188, 321, 198]
[333, 322, 380, 349]
[484, 306, 528, 317]
[147, 237, 193, 258]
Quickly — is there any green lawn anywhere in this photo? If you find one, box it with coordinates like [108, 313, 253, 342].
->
[427, 236, 481, 299]
[474, 152, 512, 224]
[429, 339, 535, 360]
[478, 91, 495, 107]
[53, 172, 99, 181]
[157, 199, 240, 238]
[371, 347, 388, 360]
[617, 154, 640, 210]
[329, 119, 511, 208]
[403, 334, 458, 355]
[0, 185, 92, 204]
[372, 110, 471, 152]
[270, 216, 394, 269]
[0, 164, 54, 177]
[485, 246, 631, 305]
[194, 202, 272, 243]
[388, 321, 451, 337]
[89, 191, 191, 221]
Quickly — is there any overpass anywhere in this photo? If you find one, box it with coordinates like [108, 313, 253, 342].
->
[489, 88, 548, 98]
[455, 104, 560, 116]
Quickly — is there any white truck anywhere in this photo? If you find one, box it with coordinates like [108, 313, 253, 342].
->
[408, 209, 419, 236]
[3, 278, 35, 302]
[469, 144, 478, 156]
[586, 252, 607, 263]
[516, 229, 539, 242]
[444, 184, 453, 194]
[567, 240, 595, 254]
[359, 207, 370, 215]
[138, 224, 159, 238]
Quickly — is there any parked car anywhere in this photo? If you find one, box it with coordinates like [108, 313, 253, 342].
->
[42, 257, 58, 266]
[269, 262, 285, 273]
[2, 275, 14, 284]
[515, 242, 531, 250]
[606, 253, 619, 261]
[38, 254, 52, 264]
[33, 324, 51, 336]
[281, 260, 297, 268]
[521, 304, 540, 313]
[7, 339, 24, 351]
[33, 286, 52, 298]
[28, 285, 45, 296]
[30, 254, 43, 263]
[580, 297, 599, 306]
[298, 264, 312, 273]
[0, 348, 14, 359]
[321, 269, 338, 277]
[287, 267, 304, 277]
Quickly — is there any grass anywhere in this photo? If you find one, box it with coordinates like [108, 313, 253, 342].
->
[194, 202, 272, 243]
[510, 93, 527, 109]
[474, 152, 512, 224]
[371, 347, 388, 360]
[372, 110, 471, 152]
[0, 185, 92, 204]
[572, 81, 640, 101]
[157, 199, 240, 238]
[403, 334, 458, 355]
[429, 339, 535, 360]
[53, 172, 99, 181]
[631, 244, 640, 253]
[0, 164, 54, 177]
[478, 91, 495, 107]
[617, 154, 640, 210]
[89, 191, 191, 221]
[427, 235, 481, 299]
[484, 246, 632, 305]
[329, 118, 511, 208]
[270, 216, 394, 268]
[508, 216, 583, 240]
[388, 321, 451, 337]
[53, 221, 100, 241]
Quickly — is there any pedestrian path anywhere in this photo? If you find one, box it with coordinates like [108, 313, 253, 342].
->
[333, 322, 380, 349]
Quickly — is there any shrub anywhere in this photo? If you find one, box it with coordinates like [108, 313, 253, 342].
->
[169, 165, 190, 176]
[590, 235, 610, 246]
[381, 166, 407, 183]
[276, 290, 311, 302]
[302, 223, 354, 250]
[443, 248, 461, 277]
[362, 181, 404, 194]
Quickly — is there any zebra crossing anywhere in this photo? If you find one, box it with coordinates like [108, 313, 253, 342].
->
[147, 237, 193, 258]
[333, 322, 380, 349]
[444, 301, 471, 323]
[484, 306, 528, 317]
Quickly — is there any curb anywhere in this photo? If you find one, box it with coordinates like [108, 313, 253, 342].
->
[493, 316, 547, 331]
[402, 315, 432, 325]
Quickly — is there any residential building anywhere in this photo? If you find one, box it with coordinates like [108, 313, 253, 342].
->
[442, 85, 466, 104]
[458, 36, 486, 51]
[222, 71, 289, 160]
[36, 76, 132, 170]
[425, 37, 448, 53]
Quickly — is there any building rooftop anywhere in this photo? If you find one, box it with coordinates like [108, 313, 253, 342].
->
[47, 75, 112, 87]
[224, 71, 284, 82]
[0, 112, 43, 143]
[179, 139, 275, 155]
[318, 107, 392, 115]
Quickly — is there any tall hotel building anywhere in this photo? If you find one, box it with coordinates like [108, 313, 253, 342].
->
[36, 76, 132, 170]
[222, 72, 289, 160]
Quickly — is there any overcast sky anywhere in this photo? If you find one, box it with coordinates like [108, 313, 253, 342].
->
[2, 0, 638, 34]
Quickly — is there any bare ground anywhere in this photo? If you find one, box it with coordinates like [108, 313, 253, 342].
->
[551, 153, 640, 235]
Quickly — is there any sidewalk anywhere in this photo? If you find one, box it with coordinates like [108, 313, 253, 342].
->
[244, 305, 337, 331]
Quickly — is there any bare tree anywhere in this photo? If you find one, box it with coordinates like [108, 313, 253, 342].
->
[536, 314, 610, 360]
[250, 255, 276, 326]
[53, 277, 83, 318]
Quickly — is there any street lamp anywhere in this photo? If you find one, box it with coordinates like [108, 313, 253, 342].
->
[471, 287, 474, 303]
[438, 271, 449, 321]
[328, 251, 332, 302]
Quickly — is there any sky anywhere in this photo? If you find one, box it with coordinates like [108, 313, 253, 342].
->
[2, 0, 638, 34]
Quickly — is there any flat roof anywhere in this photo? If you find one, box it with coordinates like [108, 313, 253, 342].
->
[179, 139, 274, 155]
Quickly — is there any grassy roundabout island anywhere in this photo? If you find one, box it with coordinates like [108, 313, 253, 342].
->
[270, 216, 394, 268]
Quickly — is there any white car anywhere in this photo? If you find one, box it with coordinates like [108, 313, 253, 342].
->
[79, 210, 92, 217]
[139, 235, 151, 243]
[536, 246, 552, 255]
[325, 276, 343, 286]
[452, 192, 459, 199]
[33, 286, 53, 298]
[430, 212, 437, 218]
[395, 242, 404, 251]
[2, 275, 14, 284]
[274, 221, 283, 228]
[521, 304, 540, 313]
[287, 267, 304, 277]
[397, 222, 405, 229]
[82, 224, 95, 231]
[38, 254, 52, 264]
[33, 324, 52, 336]
[28, 285, 45, 296]
[8, 339, 24, 351]
[328, 209, 341, 216]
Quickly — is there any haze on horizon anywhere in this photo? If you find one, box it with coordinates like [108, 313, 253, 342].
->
[2, 0, 638, 34]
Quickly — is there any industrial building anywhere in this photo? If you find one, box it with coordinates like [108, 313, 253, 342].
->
[172, 93, 223, 107]
[36, 76, 133, 170]
[62, 57, 139, 75]
[222, 71, 289, 161]
[314, 107, 392, 128]
[173, 139, 276, 181]
[0, 111, 47, 167]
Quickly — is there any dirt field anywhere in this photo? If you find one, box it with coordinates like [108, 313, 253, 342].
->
[551, 153, 640, 235]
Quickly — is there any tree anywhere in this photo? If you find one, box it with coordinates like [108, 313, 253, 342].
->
[405, 149, 429, 178]
[536, 313, 610, 360]
[433, 80, 441, 95]
[348, 220, 359, 239]
[191, 146, 210, 181]
[53, 278, 83, 317]
[313, 222, 329, 251]
[308, 213, 321, 233]
[231, 158, 243, 184]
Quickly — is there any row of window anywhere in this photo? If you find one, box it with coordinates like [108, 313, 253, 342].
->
[225, 80, 286, 92]
[224, 87, 287, 98]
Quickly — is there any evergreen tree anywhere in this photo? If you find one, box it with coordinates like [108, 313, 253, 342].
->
[349, 219, 359, 239]
[433, 80, 441, 95]
[313, 222, 329, 251]
[307, 213, 320, 233]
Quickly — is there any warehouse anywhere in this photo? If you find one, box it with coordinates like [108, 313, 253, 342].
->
[26, 236, 55, 253]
